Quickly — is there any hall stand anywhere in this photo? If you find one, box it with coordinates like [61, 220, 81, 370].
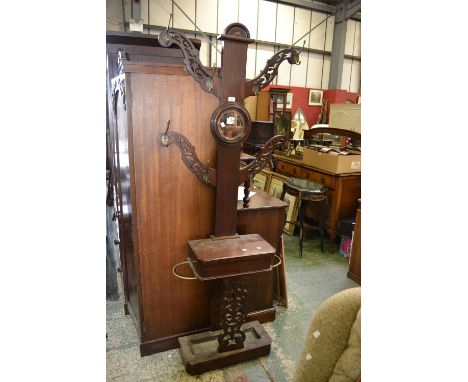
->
[107, 24, 301, 374]
[159, 23, 300, 374]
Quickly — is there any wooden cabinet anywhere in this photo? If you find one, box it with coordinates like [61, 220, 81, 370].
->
[302, 167, 336, 189]
[275, 156, 360, 247]
[237, 189, 288, 322]
[256, 87, 290, 119]
[107, 33, 286, 357]
[276, 159, 302, 177]
[347, 208, 361, 284]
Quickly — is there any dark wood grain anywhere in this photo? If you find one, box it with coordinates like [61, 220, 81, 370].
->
[214, 147, 242, 236]
[212, 34, 251, 236]
[130, 71, 218, 343]
[188, 234, 275, 280]
[113, 77, 143, 331]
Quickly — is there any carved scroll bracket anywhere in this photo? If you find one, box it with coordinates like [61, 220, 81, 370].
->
[244, 48, 300, 97]
[117, 49, 128, 75]
[111, 75, 126, 112]
[158, 29, 220, 96]
[239, 135, 289, 184]
[158, 130, 217, 187]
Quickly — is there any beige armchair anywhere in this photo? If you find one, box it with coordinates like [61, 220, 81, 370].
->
[293, 287, 361, 382]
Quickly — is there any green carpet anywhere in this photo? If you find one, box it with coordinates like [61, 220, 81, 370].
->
[106, 234, 358, 381]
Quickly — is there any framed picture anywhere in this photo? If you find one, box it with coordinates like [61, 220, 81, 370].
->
[273, 111, 291, 136]
[268, 172, 290, 199]
[286, 93, 293, 109]
[267, 173, 299, 235]
[308, 89, 323, 106]
[252, 169, 271, 191]
[283, 193, 299, 236]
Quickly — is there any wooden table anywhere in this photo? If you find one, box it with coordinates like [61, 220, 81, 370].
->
[274, 155, 360, 250]
[280, 178, 328, 257]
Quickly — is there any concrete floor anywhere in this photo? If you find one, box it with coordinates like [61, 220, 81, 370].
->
[106, 234, 358, 381]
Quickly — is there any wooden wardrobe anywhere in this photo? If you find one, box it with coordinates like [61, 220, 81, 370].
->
[107, 33, 287, 356]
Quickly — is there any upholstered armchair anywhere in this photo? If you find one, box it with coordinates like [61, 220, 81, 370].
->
[293, 287, 361, 382]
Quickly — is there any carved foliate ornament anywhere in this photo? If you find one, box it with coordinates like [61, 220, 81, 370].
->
[217, 279, 248, 352]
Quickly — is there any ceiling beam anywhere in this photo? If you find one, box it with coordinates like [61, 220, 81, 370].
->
[266, 0, 335, 14]
[346, 0, 361, 19]
[131, 0, 141, 20]
[266, 0, 360, 20]
[334, 0, 360, 23]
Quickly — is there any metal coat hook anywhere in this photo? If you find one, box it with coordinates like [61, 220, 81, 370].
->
[161, 120, 171, 146]
[294, 41, 306, 65]
[210, 67, 217, 78]
[297, 41, 306, 55]
[166, 13, 173, 33]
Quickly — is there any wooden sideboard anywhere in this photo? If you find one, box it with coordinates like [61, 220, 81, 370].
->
[274, 155, 360, 249]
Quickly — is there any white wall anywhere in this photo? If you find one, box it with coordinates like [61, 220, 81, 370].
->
[107, 0, 360, 92]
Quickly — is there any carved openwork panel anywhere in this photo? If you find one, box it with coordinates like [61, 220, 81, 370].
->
[117, 49, 128, 75]
[239, 135, 289, 183]
[244, 49, 300, 97]
[217, 278, 247, 352]
[158, 131, 216, 186]
[111, 75, 126, 112]
[158, 29, 219, 95]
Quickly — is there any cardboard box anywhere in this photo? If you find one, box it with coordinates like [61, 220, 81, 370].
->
[303, 148, 361, 174]
[329, 103, 361, 133]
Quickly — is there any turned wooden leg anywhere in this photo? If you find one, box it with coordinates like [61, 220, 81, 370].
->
[319, 197, 328, 253]
[299, 199, 305, 258]
[243, 177, 251, 208]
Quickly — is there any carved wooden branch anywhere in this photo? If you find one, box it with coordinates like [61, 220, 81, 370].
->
[239, 135, 289, 184]
[244, 49, 300, 97]
[158, 29, 220, 96]
[111, 76, 126, 112]
[158, 131, 217, 187]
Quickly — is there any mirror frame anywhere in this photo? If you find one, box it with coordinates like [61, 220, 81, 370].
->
[210, 102, 251, 147]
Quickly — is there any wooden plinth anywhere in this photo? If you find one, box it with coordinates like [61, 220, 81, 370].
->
[178, 320, 271, 375]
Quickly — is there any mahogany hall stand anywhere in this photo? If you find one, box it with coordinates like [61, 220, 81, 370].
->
[107, 23, 301, 373]
[158, 23, 300, 374]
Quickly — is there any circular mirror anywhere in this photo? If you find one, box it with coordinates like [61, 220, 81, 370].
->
[210, 103, 251, 147]
[217, 110, 246, 141]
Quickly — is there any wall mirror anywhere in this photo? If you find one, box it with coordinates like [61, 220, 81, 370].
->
[211, 103, 251, 147]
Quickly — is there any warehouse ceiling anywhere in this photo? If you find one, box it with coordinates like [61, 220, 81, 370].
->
[274, 0, 361, 20]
